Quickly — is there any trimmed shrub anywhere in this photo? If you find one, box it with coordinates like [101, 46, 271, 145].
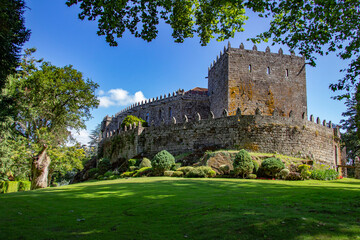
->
[120, 171, 136, 178]
[108, 175, 117, 180]
[87, 168, 99, 179]
[219, 165, 230, 175]
[261, 157, 285, 177]
[185, 166, 216, 178]
[133, 167, 153, 177]
[279, 169, 290, 179]
[18, 181, 31, 192]
[177, 166, 194, 175]
[129, 166, 138, 172]
[104, 171, 113, 178]
[121, 115, 148, 129]
[171, 163, 182, 171]
[128, 159, 137, 167]
[298, 164, 311, 180]
[310, 169, 339, 180]
[247, 174, 257, 179]
[98, 158, 111, 175]
[97, 175, 104, 180]
[139, 158, 152, 168]
[151, 150, 175, 175]
[164, 171, 174, 177]
[172, 171, 184, 177]
[285, 172, 302, 181]
[4, 181, 20, 193]
[0, 182, 5, 193]
[252, 160, 259, 174]
[233, 149, 254, 178]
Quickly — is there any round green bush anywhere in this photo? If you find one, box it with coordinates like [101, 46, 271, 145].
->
[87, 168, 99, 179]
[98, 158, 111, 175]
[285, 172, 303, 181]
[252, 160, 259, 174]
[247, 174, 257, 179]
[233, 149, 254, 178]
[121, 115, 148, 129]
[172, 171, 184, 177]
[151, 150, 175, 175]
[279, 169, 290, 179]
[139, 158, 152, 168]
[128, 159, 137, 167]
[261, 157, 285, 177]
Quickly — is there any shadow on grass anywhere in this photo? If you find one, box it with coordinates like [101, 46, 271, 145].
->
[1, 178, 360, 240]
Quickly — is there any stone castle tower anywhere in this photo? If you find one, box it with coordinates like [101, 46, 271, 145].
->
[208, 43, 307, 118]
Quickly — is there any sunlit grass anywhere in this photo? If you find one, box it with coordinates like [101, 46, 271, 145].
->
[1, 177, 360, 240]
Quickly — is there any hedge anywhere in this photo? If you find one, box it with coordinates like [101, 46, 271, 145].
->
[0, 181, 31, 194]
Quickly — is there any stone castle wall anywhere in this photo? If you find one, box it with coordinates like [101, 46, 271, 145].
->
[101, 113, 340, 167]
[208, 43, 307, 118]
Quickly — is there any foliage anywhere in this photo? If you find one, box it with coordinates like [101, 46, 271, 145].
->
[298, 164, 311, 180]
[185, 166, 216, 178]
[87, 168, 99, 179]
[247, 174, 257, 179]
[172, 171, 184, 177]
[98, 158, 111, 175]
[171, 163, 181, 171]
[128, 159, 137, 167]
[164, 171, 174, 177]
[88, 124, 101, 157]
[67, 1, 360, 98]
[310, 169, 339, 181]
[139, 158, 152, 168]
[129, 166, 138, 171]
[177, 166, 194, 175]
[133, 167, 152, 177]
[285, 172, 303, 181]
[104, 171, 114, 178]
[0, 0, 30, 90]
[121, 115, 148, 129]
[261, 157, 285, 178]
[279, 169, 290, 179]
[120, 171, 136, 178]
[233, 149, 254, 178]
[18, 181, 31, 192]
[151, 150, 175, 175]
[252, 160, 259, 174]
[219, 164, 230, 175]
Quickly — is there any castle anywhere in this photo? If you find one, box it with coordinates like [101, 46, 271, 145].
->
[100, 43, 341, 167]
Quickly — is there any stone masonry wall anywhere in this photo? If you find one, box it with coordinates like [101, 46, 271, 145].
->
[101, 113, 339, 166]
[208, 43, 307, 118]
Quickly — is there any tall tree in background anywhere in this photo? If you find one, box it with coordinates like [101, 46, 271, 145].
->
[0, 0, 30, 90]
[2, 49, 99, 189]
[88, 124, 101, 157]
[66, 0, 359, 98]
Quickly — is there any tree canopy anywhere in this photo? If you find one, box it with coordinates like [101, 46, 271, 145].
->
[66, 0, 360, 97]
[0, 0, 30, 90]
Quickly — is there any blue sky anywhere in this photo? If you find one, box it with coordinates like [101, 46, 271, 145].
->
[23, 0, 349, 145]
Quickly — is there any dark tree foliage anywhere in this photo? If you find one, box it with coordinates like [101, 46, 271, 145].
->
[67, 0, 360, 97]
[0, 0, 30, 89]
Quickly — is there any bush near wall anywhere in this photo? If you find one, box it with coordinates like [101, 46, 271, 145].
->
[0, 181, 31, 194]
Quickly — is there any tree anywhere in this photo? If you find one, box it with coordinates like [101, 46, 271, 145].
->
[0, 0, 30, 90]
[66, 0, 359, 97]
[2, 49, 99, 189]
[341, 83, 360, 164]
[88, 124, 101, 156]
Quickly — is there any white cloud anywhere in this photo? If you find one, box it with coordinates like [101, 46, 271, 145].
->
[70, 129, 91, 146]
[98, 90, 105, 96]
[98, 88, 146, 108]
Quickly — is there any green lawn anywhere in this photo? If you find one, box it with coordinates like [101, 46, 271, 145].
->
[1, 177, 360, 240]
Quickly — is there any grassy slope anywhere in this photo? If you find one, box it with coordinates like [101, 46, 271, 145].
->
[1, 178, 360, 240]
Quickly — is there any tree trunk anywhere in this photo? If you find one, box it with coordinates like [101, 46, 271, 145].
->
[31, 145, 51, 189]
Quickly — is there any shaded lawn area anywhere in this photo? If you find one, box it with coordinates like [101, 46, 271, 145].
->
[1, 177, 360, 240]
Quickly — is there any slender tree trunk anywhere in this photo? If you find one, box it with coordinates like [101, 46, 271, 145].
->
[31, 145, 51, 189]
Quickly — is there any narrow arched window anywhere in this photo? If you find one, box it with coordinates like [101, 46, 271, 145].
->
[267, 67, 270, 75]
[286, 69, 289, 77]
[169, 107, 172, 118]
[249, 64, 252, 72]
[146, 113, 149, 122]
[159, 109, 162, 119]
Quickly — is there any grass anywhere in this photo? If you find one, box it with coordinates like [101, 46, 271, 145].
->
[1, 177, 360, 240]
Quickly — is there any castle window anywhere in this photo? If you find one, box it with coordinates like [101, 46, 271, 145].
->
[267, 67, 270, 75]
[146, 113, 149, 122]
[159, 109, 162, 119]
[169, 107, 172, 119]
[249, 64, 252, 72]
[286, 69, 289, 77]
